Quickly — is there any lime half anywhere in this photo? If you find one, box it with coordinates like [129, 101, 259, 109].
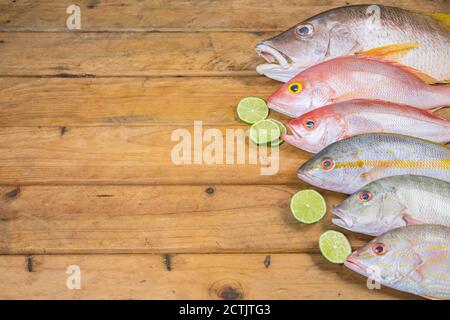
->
[290, 189, 326, 224]
[268, 119, 287, 147]
[237, 97, 269, 124]
[249, 119, 281, 145]
[319, 230, 352, 264]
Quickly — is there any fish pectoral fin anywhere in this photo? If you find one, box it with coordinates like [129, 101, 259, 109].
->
[359, 167, 384, 182]
[355, 43, 418, 62]
[312, 84, 335, 106]
[402, 214, 424, 225]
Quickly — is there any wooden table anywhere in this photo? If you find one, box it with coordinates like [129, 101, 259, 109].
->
[0, 0, 448, 299]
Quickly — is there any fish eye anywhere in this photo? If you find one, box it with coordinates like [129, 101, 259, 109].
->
[371, 243, 386, 256]
[304, 120, 315, 129]
[296, 24, 314, 37]
[288, 82, 303, 95]
[320, 158, 334, 170]
[359, 191, 372, 202]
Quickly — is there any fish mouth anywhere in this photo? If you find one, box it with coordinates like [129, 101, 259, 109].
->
[344, 256, 368, 275]
[255, 44, 291, 68]
[267, 101, 298, 118]
[282, 123, 305, 148]
[255, 44, 300, 82]
[331, 207, 354, 229]
[296, 169, 323, 187]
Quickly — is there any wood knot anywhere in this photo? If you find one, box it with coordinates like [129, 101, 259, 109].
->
[3, 187, 20, 201]
[264, 255, 271, 269]
[163, 254, 172, 271]
[26, 256, 33, 272]
[59, 126, 68, 136]
[209, 279, 244, 300]
[205, 187, 215, 195]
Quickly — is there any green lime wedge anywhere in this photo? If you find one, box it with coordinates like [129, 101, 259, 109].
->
[319, 230, 352, 264]
[249, 119, 281, 145]
[268, 119, 287, 147]
[290, 189, 326, 224]
[237, 97, 269, 124]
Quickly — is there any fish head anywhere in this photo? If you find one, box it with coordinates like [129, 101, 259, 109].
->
[283, 108, 345, 153]
[296, 141, 366, 193]
[266, 77, 314, 117]
[332, 180, 406, 236]
[345, 231, 422, 284]
[255, 6, 363, 82]
[255, 20, 330, 82]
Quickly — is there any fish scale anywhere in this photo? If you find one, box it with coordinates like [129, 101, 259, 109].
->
[284, 99, 450, 153]
[346, 225, 450, 299]
[256, 5, 450, 83]
[332, 175, 450, 236]
[297, 133, 450, 194]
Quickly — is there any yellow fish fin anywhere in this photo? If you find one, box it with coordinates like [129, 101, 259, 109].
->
[355, 43, 418, 62]
[431, 13, 450, 32]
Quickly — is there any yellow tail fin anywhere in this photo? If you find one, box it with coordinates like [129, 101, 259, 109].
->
[431, 13, 450, 32]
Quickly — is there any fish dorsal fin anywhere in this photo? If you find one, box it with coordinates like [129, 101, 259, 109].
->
[355, 43, 418, 63]
[431, 13, 450, 32]
[394, 65, 440, 84]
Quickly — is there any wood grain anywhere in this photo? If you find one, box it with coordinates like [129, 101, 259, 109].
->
[0, 184, 376, 254]
[0, 125, 313, 185]
[0, 77, 448, 127]
[0, 253, 419, 299]
[0, 32, 268, 76]
[0, 0, 447, 32]
[0, 77, 281, 126]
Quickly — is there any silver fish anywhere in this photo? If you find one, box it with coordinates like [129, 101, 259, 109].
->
[345, 224, 450, 299]
[332, 175, 450, 236]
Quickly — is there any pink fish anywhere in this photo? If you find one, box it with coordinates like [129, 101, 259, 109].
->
[283, 99, 450, 153]
[267, 55, 450, 118]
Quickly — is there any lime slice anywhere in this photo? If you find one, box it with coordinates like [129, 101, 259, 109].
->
[249, 119, 281, 145]
[319, 230, 352, 264]
[268, 119, 287, 147]
[290, 189, 326, 224]
[237, 97, 269, 124]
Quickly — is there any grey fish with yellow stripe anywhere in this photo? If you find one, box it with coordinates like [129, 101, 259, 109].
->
[297, 133, 450, 194]
[345, 224, 450, 299]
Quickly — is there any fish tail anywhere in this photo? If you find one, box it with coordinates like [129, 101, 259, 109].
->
[424, 84, 450, 110]
[431, 13, 450, 33]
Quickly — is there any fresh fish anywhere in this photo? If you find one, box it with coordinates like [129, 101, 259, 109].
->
[297, 133, 450, 194]
[345, 224, 450, 299]
[266, 55, 450, 118]
[255, 5, 450, 83]
[283, 99, 450, 153]
[332, 175, 450, 236]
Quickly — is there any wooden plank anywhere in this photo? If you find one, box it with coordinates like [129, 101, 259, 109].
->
[2, 120, 450, 185]
[0, 253, 419, 299]
[0, 0, 446, 32]
[0, 32, 267, 76]
[0, 77, 280, 127]
[0, 184, 375, 254]
[0, 125, 311, 185]
[0, 76, 448, 127]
